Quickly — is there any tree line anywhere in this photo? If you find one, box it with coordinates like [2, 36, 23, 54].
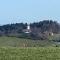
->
[0, 20, 60, 40]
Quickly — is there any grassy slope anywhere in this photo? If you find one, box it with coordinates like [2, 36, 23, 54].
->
[0, 47, 60, 60]
[0, 36, 60, 60]
[0, 36, 54, 47]
[0, 34, 60, 47]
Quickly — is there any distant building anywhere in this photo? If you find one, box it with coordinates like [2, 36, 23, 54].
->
[23, 24, 31, 33]
[43, 31, 54, 36]
[49, 32, 54, 36]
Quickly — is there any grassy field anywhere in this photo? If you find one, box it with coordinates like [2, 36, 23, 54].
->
[0, 47, 60, 60]
[0, 36, 57, 47]
[0, 36, 60, 60]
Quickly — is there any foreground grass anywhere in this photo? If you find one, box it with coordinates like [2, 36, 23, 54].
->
[0, 47, 60, 60]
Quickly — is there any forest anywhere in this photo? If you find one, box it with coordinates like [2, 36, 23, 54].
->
[0, 20, 60, 40]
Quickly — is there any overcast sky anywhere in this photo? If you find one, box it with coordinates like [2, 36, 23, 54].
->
[0, 0, 60, 24]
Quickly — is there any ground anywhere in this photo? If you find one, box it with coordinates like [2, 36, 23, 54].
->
[0, 36, 57, 47]
[0, 36, 59, 60]
[0, 47, 60, 60]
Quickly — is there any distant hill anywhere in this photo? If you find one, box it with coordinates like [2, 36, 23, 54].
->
[30, 20, 60, 39]
[0, 20, 60, 40]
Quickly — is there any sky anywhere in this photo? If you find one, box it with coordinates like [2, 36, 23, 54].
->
[0, 0, 60, 24]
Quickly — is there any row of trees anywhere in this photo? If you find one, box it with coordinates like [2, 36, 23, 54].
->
[0, 20, 60, 40]
[0, 23, 27, 36]
[30, 20, 60, 33]
[30, 20, 60, 40]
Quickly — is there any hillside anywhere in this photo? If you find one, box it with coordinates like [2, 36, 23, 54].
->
[0, 20, 60, 40]
[0, 36, 54, 47]
[0, 36, 59, 47]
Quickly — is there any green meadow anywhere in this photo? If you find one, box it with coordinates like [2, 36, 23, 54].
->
[0, 47, 60, 60]
[0, 36, 59, 60]
[0, 36, 56, 47]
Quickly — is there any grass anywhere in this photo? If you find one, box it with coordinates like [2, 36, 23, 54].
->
[0, 36, 60, 60]
[0, 36, 59, 60]
[0, 47, 60, 60]
[0, 36, 55, 47]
